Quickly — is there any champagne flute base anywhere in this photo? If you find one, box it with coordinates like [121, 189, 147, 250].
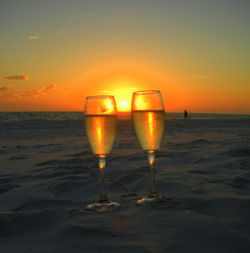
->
[136, 194, 166, 206]
[86, 200, 121, 213]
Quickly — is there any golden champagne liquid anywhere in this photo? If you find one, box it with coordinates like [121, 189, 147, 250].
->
[84, 115, 117, 155]
[132, 110, 165, 151]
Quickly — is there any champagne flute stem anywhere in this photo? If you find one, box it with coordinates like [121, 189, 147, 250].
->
[147, 151, 158, 197]
[98, 155, 109, 203]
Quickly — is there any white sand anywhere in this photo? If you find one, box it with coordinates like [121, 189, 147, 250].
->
[0, 118, 250, 252]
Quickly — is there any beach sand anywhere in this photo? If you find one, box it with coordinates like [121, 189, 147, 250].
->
[0, 117, 250, 252]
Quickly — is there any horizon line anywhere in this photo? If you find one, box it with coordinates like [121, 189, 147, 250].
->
[0, 110, 249, 115]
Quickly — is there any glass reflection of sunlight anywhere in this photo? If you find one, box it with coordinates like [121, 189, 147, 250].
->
[104, 98, 114, 113]
[148, 111, 154, 144]
[96, 117, 102, 148]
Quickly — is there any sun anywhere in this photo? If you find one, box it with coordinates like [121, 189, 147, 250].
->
[119, 101, 129, 111]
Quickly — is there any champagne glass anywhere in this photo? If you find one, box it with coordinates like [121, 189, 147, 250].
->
[84, 95, 120, 212]
[132, 90, 166, 205]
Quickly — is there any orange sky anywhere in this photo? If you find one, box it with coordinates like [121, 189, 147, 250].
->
[0, 0, 249, 114]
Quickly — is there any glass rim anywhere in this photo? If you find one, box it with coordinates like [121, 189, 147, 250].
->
[132, 90, 161, 95]
[85, 95, 115, 99]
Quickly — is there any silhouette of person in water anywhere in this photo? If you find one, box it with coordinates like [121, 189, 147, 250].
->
[184, 110, 188, 119]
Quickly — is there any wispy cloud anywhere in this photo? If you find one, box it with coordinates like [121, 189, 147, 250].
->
[15, 83, 57, 97]
[28, 35, 39, 40]
[3, 74, 30, 80]
[0, 84, 12, 92]
[39, 83, 56, 93]
[0, 83, 56, 99]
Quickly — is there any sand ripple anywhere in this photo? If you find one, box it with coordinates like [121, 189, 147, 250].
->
[0, 118, 250, 252]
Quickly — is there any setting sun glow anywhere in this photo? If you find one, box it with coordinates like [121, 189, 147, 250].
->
[98, 79, 144, 112]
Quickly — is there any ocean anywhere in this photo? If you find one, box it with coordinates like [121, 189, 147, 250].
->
[0, 112, 249, 122]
